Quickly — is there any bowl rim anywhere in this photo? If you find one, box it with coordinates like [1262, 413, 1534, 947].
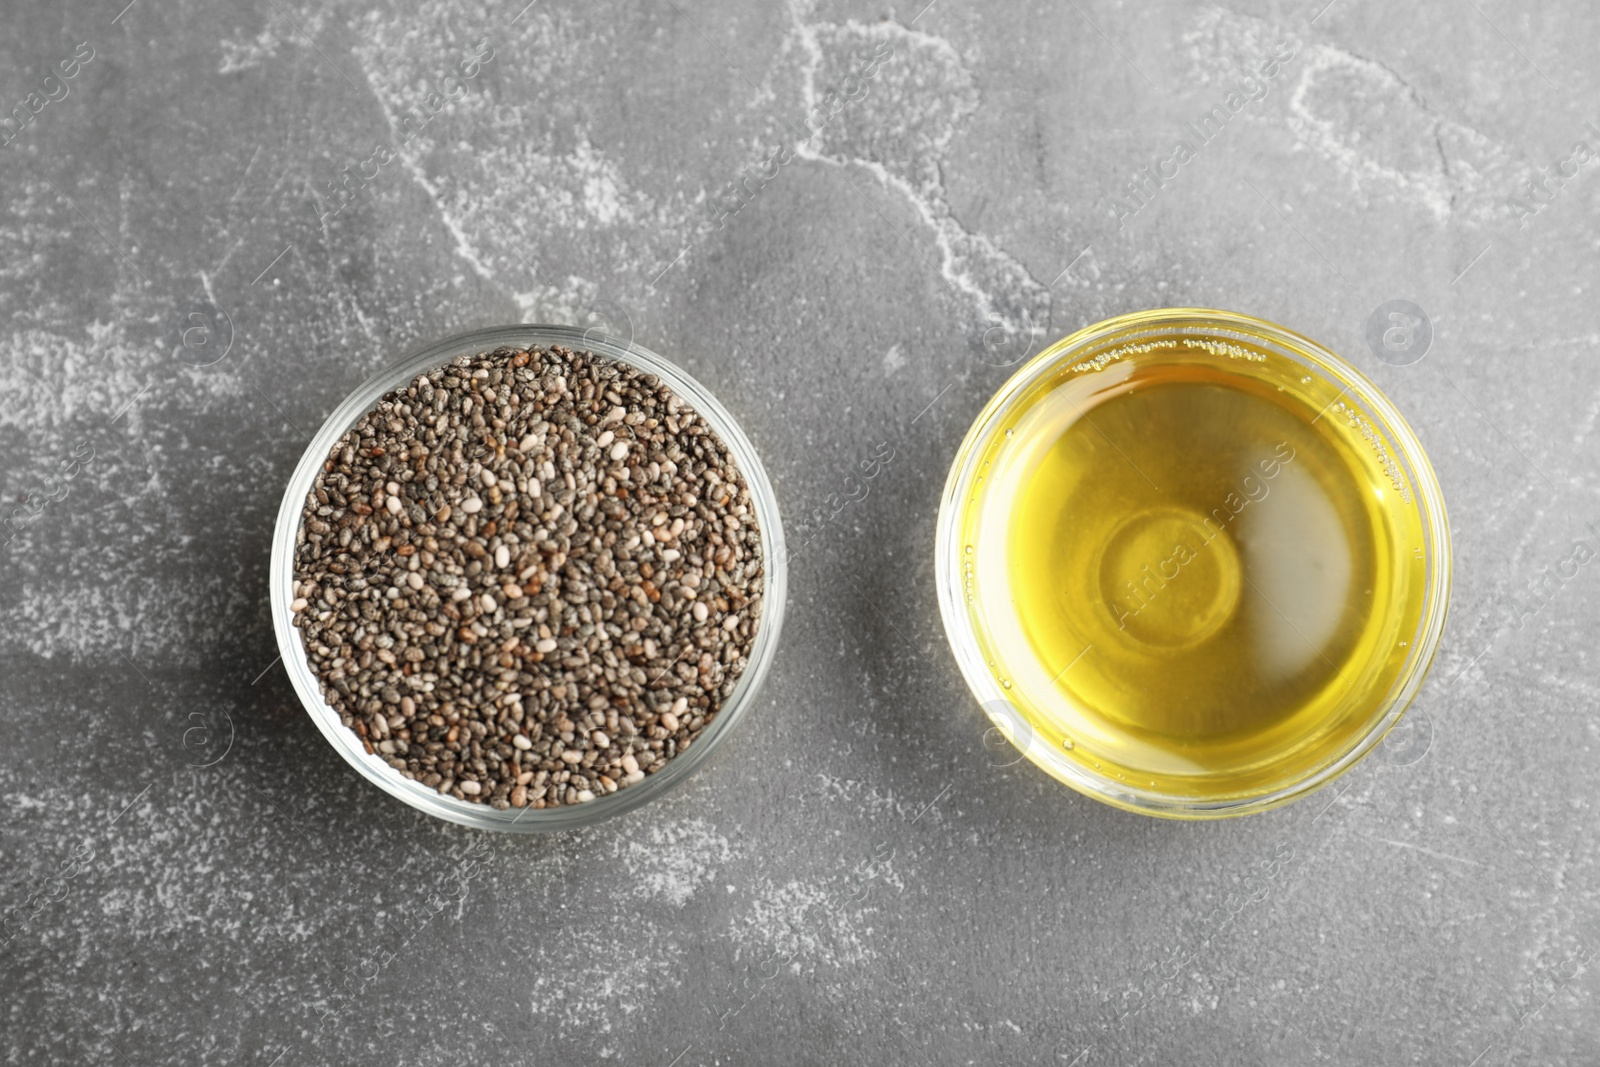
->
[269, 324, 787, 832]
[934, 307, 1452, 819]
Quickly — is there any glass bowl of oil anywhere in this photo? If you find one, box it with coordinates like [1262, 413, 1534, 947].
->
[936, 308, 1450, 818]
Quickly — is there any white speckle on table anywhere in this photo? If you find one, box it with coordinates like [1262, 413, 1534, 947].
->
[788, 7, 1049, 341]
[217, 22, 296, 75]
[614, 817, 734, 908]
[1184, 6, 1511, 225]
[340, 0, 1047, 346]
[350, 4, 678, 321]
[731, 869, 888, 970]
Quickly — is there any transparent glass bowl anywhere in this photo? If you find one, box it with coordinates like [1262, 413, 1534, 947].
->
[270, 325, 787, 831]
[935, 308, 1451, 818]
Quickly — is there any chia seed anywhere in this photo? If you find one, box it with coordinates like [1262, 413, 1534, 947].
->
[290, 345, 764, 809]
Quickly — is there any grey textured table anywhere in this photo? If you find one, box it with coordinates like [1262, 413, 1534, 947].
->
[4, 1, 1598, 1063]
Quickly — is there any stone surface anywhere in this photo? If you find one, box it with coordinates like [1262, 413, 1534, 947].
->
[3, 1, 1599, 1063]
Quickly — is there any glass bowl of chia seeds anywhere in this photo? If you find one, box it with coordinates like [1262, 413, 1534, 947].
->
[269, 325, 787, 831]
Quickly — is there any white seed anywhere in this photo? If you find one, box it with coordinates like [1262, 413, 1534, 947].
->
[625, 771, 645, 784]
[671, 697, 688, 716]
[291, 598, 309, 613]
[513, 734, 532, 750]
[535, 637, 558, 653]
[591, 731, 611, 748]
[480, 469, 498, 487]
[692, 602, 709, 623]
[451, 587, 473, 602]
[662, 549, 681, 562]
[459, 780, 481, 795]
[660, 712, 680, 732]
[723, 614, 741, 631]
[385, 495, 402, 514]
[480, 593, 497, 612]
[596, 429, 615, 448]
[494, 544, 511, 568]
[576, 789, 596, 802]
[519, 434, 539, 451]
[407, 572, 424, 590]
[609, 441, 629, 461]
[562, 749, 583, 764]
[461, 496, 483, 514]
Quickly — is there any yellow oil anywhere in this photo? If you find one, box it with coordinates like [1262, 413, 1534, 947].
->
[960, 339, 1427, 802]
